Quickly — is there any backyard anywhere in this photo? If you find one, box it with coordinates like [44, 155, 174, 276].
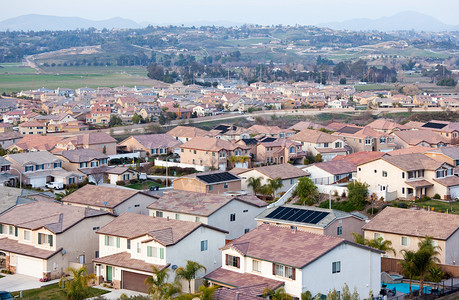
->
[10, 283, 109, 300]
[413, 199, 459, 214]
[125, 180, 164, 190]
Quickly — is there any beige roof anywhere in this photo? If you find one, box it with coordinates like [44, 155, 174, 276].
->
[362, 207, 459, 240]
[367, 119, 409, 131]
[0, 237, 62, 259]
[167, 126, 208, 138]
[56, 149, 108, 163]
[5, 151, 61, 165]
[380, 153, 445, 171]
[0, 201, 110, 234]
[120, 134, 181, 149]
[11, 135, 63, 151]
[310, 160, 356, 175]
[222, 224, 378, 268]
[289, 129, 338, 143]
[62, 185, 152, 209]
[93, 251, 167, 273]
[392, 129, 449, 146]
[205, 267, 284, 291]
[97, 213, 226, 245]
[179, 137, 249, 152]
[388, 146, 434, 156]
[59, 132, 116, 146]
[433, 176, 459, 187]
[148, 190, 267, 217]
[333, 151, 386, 165]
[247, 125, 294, 135]
[335, 126, 384, 138]
[242, 164, 309, 180]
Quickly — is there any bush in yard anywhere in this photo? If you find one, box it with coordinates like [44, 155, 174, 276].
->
[433, 193, 441, 199]
[347, 181, 369, 211]
[116, 180, 126, 186]
[294, 177, 319, 205]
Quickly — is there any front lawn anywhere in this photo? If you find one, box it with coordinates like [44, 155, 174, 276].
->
[413, 199, 459, 214]
[10, 283, 109, 300]
[126, 180, 164, 190]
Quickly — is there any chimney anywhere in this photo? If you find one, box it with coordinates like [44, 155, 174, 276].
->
[235, 292, 240, 300]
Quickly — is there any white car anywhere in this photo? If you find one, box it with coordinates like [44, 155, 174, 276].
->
[46, 182, 64, 190]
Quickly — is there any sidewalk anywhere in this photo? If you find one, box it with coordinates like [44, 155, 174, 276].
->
[90, 285, 148, 299]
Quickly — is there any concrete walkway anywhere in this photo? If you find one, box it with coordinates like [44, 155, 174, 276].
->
[90, 285, 148, 299]
[0, 273, 60, 292]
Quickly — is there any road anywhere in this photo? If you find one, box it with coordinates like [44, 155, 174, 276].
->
[47, 107, 445, 137]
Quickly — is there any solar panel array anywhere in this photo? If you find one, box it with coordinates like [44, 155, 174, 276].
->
[422, 122, 447, 129]
[265, 207, 329, 224]
[197, 172, 239, 184]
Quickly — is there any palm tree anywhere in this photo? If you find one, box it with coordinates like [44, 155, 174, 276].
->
[239, 156, 250, 168]
[145, 265, 181, 300]
[175, 260, 207, 294]
[58, 266, 96, 300]
[247, 177, 263, 195]
[263, 287, 293, 300]
[414, 237, 441, 295]
[267, 177, 283, 200]
[351, 233, 369, 245]
[227, 156, 240, 168]
[400, 249, 416, 294]
[301, 291, 313, 300]
[367, 237, 396, 256]
[199, 285, 219, 300]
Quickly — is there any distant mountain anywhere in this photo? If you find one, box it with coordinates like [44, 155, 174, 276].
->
[0, 14, 142, 31]
[319, 11, 457, 32]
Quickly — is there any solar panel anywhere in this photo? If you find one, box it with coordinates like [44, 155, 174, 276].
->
[422, 122, 447, 129]
[265, 207, 329, 224]
[197, 172, 239, 184]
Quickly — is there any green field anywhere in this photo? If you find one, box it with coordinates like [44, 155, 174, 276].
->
[0, 64, 156, 93]
[414, 200, 459, 214]
[126, 180, 164, 190]
[354, 84, 394, 91]
[10, 283, 109, 300]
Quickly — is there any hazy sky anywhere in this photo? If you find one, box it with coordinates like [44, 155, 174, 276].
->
[1, 0, 458, 25]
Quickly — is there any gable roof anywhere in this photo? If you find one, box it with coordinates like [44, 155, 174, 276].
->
[426, 146, 459, 160]
[11, 135, 63, 151]
[388, 146, 433, 156]
[59, 132, 116, 146]
[0, 201, 110, 234]
[147, 190, 266, 217]
[289, 129, 338, 144]
[122, 134, 181, 149]
[332, 151, 386, 165]
[242, 164, 309, 180]
[362, 207, 459, 240]
[96, 213, 226, 246]
[56, 149, 108, 163]
[379, 153, 444, 171]
[179, 137, 248, 152]
[367, 119, 409, 131]
[309, 160, 356, 175]
[182, 170, 241, 185]
[5, 151, 61, 165]
[392, 130, 449, 146]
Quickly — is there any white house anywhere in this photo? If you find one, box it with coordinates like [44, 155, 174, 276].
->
[93, 213, 227, 293]
[147, 190, 267, 240]
[205, 224, 382, 298]
[302, 160, 356, 185]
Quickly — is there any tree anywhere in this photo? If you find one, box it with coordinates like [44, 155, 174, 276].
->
[58, 266, 96, 300]
[247, 177, 263, 195]
[266, 177, 283, 200]
[175, 260, 207, 294]
[147, 63, 165, 81]
[314, 153, 323, 163]
[145, 265, 181, 300]
[414, 237, 441, 295]
[326, 289, 340, 300]
[367, 237, 396, 256]
[109, 115, 122, 127]
[263, 288, 293, 300]
[102, 145, 106, 154]
[198, 285, 219, 300]
[351, 233, 368, 246]
[301, 291, 313, 300]
[339, 78, 347, 85]
[295, 177, 319, 205]
[400, 249, 416, 294]
[132, 114, 143, 124]
[347, 181, 369, 210]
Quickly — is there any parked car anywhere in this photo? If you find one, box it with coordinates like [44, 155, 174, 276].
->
[0, 291, 13, 300]
[46, 182, 64, 190]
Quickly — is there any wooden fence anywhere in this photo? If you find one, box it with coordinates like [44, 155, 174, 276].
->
[381, 257, 459, 277]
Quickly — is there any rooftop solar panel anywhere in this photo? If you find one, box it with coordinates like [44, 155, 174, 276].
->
[197, 172, 239, 184]
[265, 207, 329, 224]
[421, 122, 448, 129]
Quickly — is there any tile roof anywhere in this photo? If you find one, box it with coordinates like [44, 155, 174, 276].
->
[0, 131, 22, 142]
[388, 146, 434, 156]
[5, 151, 61, 165]
[93, 251, 168, 273]
[335, 126, 384, 138]
[96, 213, 225, 245]
[405, 180, 434, 188]
[148, 190, 266, 217]
[60, 132, 116, 146]
[57, 149, 108, 163]
[180, 137, 249, 152]
[62, 185, 150, 209]
[212, 286, 266, 300]
[380, 153, 444, 171]
[432, 176, 459, 187]
[332, 151, 386, 165]
[426, 146, 459, 160]
[0, 237, 62, 259]
[288, 121, 324, 131]
[206, 268, 284, 291]
[362, 207, 459, 240]
[123, 134, 181, 149]
[247, 125, 294, 135]
[0, 201, 110, 234]
[309, 160, 356, 175]
[222, 224, 347, 268]
[289, 129, 338, 144]
[11, 135, 63, 151]
[392, 130, 449, 146]
[244, 164, 309, 180]
[367, 119, 409, 131]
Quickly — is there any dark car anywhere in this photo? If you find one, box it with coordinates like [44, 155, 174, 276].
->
[0, 291, 13, 300]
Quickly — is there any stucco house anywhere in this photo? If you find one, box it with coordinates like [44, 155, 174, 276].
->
[302, 160, 356, 185]
[362, 207, 459, 265]
[332, 126, 396, 153]
[0, 201, 114, 279]
[167, 126, 209, 143]
[118, 134, 181, 156]
[148, 190, 267, 240]
[205, 224, 381, 298]
[93, 213, 226, 293]
[391, 129, 449, 149]
[173, 170, 242, 194]
[55, 149, 109, 172]
[54, 132, 117, 155]
[61, 185, 158, 215]
[289, 129, 349, 161]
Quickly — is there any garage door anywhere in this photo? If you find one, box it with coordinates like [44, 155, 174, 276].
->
[450, 186, 459, 199]
[29, 177, 47, 188]
[122, 270, 150, 293]
[16, 256, 44, 278]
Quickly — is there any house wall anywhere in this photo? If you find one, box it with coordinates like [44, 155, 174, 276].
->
[445, 230, 459, 265]
[301, 165, 333, 181]
[113, 194, 158, 215]
[148, 209, 209, 224]
[19, 125, 46, 135]
[180, 148, 223, 169]
[323, 217, 365, 242]
[363, 230, 448, 264]
[118, 137, 149, 154]
[425, 152, 456, 167]
[256, 220, 325, 235]
[85, 143, 116, 156]
[173, 178, 241, 194]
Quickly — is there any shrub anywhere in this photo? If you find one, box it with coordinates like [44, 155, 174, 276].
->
[366, 207, 379, 215]
[116, 180, 126, 186]
[341, 191, 347, 198]
[433, 193, 441, 199]
[398, 202, 408, 209]
[129, 179, 139, 184]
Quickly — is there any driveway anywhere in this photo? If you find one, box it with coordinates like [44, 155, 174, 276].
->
[0, 273, 59, 292]
[90, 285, 148, 299]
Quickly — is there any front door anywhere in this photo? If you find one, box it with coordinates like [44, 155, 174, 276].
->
[106, 266, 113, 281]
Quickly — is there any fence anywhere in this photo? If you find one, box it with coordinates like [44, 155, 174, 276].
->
[154, 159, 207, 172]
[108, 152, 142, 160]
[381, 257, 459, 277]
[316, 184, 348, 195]
[268, 183, 297, 208]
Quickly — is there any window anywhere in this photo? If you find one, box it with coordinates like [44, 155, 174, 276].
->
[335, 142, 341, 148]
[401, 236, 409, 246]
[24, 230, 31, 241]
[137, 242, 141, 254]
[195, 217, 201, 222]
[156, 211, 163, 217]
[365, 138, 372, 145]
[243, 209, 248, 213]
[382, 171, 387, 177]
[209, 185, 213, 191]
[54, 162, 62, 168]
[402, 172, 405, 179]
[224, 183, 228, 189]
[226, 255, 239, 268]
[402, 187, 405, 194]
[332, 261, 341, 273]
[95, 251, 99, 258]
[230, 213, 236, 222]
[337, 226, 342, 236]
[36, 164, 44, 170]
[116, 237, 120, 248]
[289, 147, 295, 154]
[92, 227, 100, 231]
[201, 240, 208, 251]
[193, 150, 197, 154]
[374, 233, 384, 240]
[25, 165, 34, 172]
[285, 266, 294, 279]
[380, 137, 386, 143]
[127, 240, 131, 249]
[175, 214, 180, 220]
[324, 143, 329, 147]
[252, 260, 261, 272]
[274, 264, 284, 277]
[80, 162, 88, 168]
[244, 228, 250, 234]
[290, 179, 294, 184]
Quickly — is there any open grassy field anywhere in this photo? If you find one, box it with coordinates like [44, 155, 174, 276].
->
[10, 283, 109, 300]
[0, 64, 155, 93]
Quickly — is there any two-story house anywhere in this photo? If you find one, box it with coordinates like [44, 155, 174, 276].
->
[173, 170, 242, 194]
[93, 213, 226, 293]
[302, 160, 356, 185]
[247, 125, 295, 139]
[355, 153, 459, 201]
[392, 129, 449, 149]
[55, 149, 109, 172]
[179, 137, 251, 170]
[205, 224, 381, 298]
[167, 126, 209, 143]
[5, 151, 83, 188]
[363, 207, 459, 265]
[54, 132, 117, 155]
[0, 201, 114, 279]
[255, 139, 305, 165]
[147, 190, 267, 240]
[118, 134, 181, 156]
[332, 126, 396, 153]
[289, 129, 349, 161]
[18, 121, 47, 135]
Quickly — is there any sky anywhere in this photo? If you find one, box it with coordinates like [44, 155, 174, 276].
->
[1, 0, 458, 26]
